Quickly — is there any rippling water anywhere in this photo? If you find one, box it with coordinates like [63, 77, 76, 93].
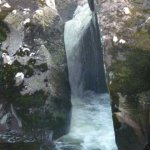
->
[55, 93, 117, 150]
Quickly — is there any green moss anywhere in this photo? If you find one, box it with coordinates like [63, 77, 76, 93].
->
[0, 63, 20, 100]
[0, 21, 8, 43]
[18, 111, 48, 130]
[0, 29, 7, 42]
[124, 7, 145, 27]
[15, 49, 30, 57]
[24, 66, 34, 77]
[14, 91, 47, 109]
[113, 113, 122, 130]
[143, 9, 150, 14]
[110, 48, 150, 99]
[131, 0, 143, 4]
[0, 9, 12, 20]
[14, 91, 48, 130]
[16, 98, 68, 133]
[28, 58, 36, 66]
[131, 29, 150, 50]
[0, 60, 35, 101]
[0, 58, 48, 100]
[38, 0, 45, 5]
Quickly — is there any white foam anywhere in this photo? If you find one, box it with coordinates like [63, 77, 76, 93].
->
[55, 93, 118, 150]
[55, 2, 118, 150]
[64, 4, 92, 96]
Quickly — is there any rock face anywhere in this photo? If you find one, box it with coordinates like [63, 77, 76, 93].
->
[1, 0, 150, 149]
[143, 0, 150, 11]
[0, 0, 73, 143]
[96, 0, 150, 149]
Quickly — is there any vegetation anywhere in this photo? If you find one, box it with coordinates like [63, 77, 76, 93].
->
[14, 91, 48, 129]
[110, 48, 150, 99]
[132, 29, 150, 50]
[0, 21, 8, 44]
[109, 3, 150, 102]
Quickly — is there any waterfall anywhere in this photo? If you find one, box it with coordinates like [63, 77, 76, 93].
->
[55, 2, 118, 150]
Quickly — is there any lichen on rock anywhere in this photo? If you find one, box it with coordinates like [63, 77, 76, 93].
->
[98, 0, 150, 149]
[0, 0, 71, 144]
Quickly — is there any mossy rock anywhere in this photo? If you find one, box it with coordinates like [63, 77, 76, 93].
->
[0, 59, 38, 101]
[0, 9, 13, 20]
[14, 91, 48, 130]
[44, 96, 71, 139]
[13, 92, 70, 139]
[131, 29, 150, 50]
[0, 21, 9, 43]
[110, 48, 150, 100]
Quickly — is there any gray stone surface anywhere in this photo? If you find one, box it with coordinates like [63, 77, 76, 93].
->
[0, 0, 72, 143]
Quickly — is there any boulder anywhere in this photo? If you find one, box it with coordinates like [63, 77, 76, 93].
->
[97, 0, 150, 149]
[0, 0, 72, 143]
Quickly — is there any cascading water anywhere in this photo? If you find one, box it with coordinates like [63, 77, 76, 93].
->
[55, 2, 118, 150]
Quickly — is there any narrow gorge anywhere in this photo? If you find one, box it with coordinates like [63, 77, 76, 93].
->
[55, 2, 117, 150]
[0, 0, 150, 150]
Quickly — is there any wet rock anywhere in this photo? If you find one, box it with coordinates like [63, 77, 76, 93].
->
[97, 0, 150, 149]
[0, 0, 72, 143]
